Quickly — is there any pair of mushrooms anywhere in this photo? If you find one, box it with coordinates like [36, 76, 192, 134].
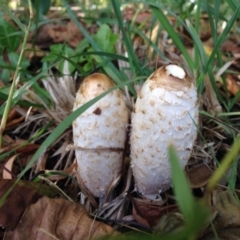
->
[72, 64, 198, 201]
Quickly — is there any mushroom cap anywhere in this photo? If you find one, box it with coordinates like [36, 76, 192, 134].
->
[79, 73, 115, 99]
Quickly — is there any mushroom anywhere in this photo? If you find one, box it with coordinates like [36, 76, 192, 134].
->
[130, 64, 198, 200]
[72, 73, 129, 201]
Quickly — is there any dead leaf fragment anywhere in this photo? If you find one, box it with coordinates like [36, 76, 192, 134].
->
[66, 20, 84, 48]
[34, 21, 85, 49]
[34, 24, 54, 48]
[0, 180, 57, 230]
[211, 190, 240, 228]
[131, 196, 178, 228]
[0, 141, 39, 155]
[199, 190, 240, 240]
[47, 20, 84, 48]
[3, 155, 18, 179]
[225, 74, 240, 96]
[186, 164, 213, 188]
[4, 196, 119, 240]
[154, 212, 184, 235]
[122, 7, 151, 24]
[17, 43, 45, 60]
[221, 40, 240, 56]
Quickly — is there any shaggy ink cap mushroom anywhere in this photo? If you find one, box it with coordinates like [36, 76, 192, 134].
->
[130, 64, 198, 200]
[73, 73, 129, 198]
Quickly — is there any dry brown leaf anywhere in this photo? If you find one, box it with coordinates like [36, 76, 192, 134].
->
[47, 23, 68, 43]
[34, 24, 54, 49]
[2, 48, 11, 67]
[3, 108, 25, 130]
[47, 20, 84, 48]
[0, 141, 39, 155]
[2, 155, 18, 179]
[199, 190, 240, 239]
[154, 190, 240, 239]
[211, 190, 240, 228]
[4, 196, 120, 240]
[5, 108, 20, 123]
[201, 228, 240, 240]
[186, 164, 213, 188]
[225, 74, 240, 96]
[0, 180, 57, 230]
[0, 79, 5, 87]
[198, 18, 211, 41]
[131, 196, 178, 228]
[5, 116, 25, 130]
[154, 212, 184, 235]
[34, 21, 84, 48]
[0, 143, 40, 181]
[221, 40, 240, 56]
[122, 7, 151, 24]
[17, 43, 45, 60]
[2, 135, 13, 143]
[215, 61, 240, 97]
[66, 20, 84, 48]
[0, 137, 25, 154]
[16, 143, 40, 155]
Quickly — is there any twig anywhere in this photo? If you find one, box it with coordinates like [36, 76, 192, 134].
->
[38, 175, 74, 202]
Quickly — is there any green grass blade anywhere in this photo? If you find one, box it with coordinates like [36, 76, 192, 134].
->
[228, 91, 240, 110]
[206, 136, 240, 193]
[201, 1, 228, 21]
[168, 145, 195, 222]
[225, 0, 239, 11]
[0, 123, 50, 162]
[205, 2, 227, 106]
[193, 0, 201, 70]
[228, 156, 238, 191]
[168, 145, 209, 239]
[150, 5, 195, 71]
[186, 20, 207, 66]
[0, 0, 33, 149]
[0, 3, 25, 31]
[198, 6, 240, 85]
[0, 91, 43, 111]
[111, 0, 142, 76]
[62, 0, 98, 51]
[131, 25, 168, 62]
[213, 0, 220, 29]
[0, 63, 55, 116]
[206, 2, 217, 43]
